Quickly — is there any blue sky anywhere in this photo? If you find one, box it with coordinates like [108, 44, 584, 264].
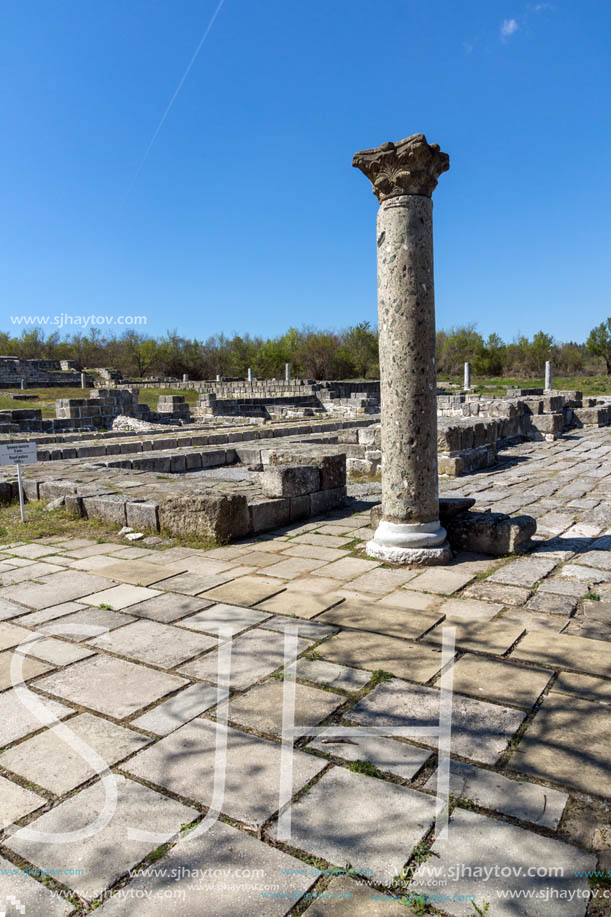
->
[1, 0, 609, 343]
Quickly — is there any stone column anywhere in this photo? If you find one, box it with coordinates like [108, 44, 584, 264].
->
[80, 372, 86, 389]
[216, 374, 221, 382]
[247, 368, 253, 383]
[464, 362, 471, 390]
[544, 361, 552, 392]
[20, 378, 26, 390]
[353, 134, 451, 564]
[285, 362, 291, 382]
[182, 373, 189, 384]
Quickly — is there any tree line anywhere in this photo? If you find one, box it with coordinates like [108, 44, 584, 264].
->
[0, 319, 609, 380]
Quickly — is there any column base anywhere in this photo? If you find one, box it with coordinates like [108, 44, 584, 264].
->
[366, 519, 452, 566]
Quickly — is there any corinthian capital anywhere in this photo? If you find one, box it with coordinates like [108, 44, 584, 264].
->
[352, 133, 449, 202]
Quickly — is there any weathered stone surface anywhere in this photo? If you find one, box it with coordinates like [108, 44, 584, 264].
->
[262, 464, 321, 498]
[133, 683, 228, 735]
[303, 876, 407, 917]
[36, 655, 187, 718]
[0, 853, 72, 916]
[295, 657, 371, 691]
[125, 718, 325, 827]
[158, 492, 251, 541]
[412, 808, 594, 916]
[488, 556, 557, 587]
[551, 670, 611, 703]
[272, 766, 436, 882]
[0, 712, 150, 794]
[82, 583, 160, 609]
[510, 629, 611, 676]
[0, 687, 72, 748]
[464, 580, 532, 606]
[202, 574, 286, 607]
[350, 680, 524, 764]
[178, 627, 310, 690]
[127, 592, 212, 623]
[229, 681, 343, 735]
[317, 631, 445, 682]
[7, 778, 198, 900]
[446, 654, 552, 707]
[39, 605, 136, 640]
[96, 818, 317, 917]
[308, 729, 431, 779]
[437, 597, 503, 621]
[525, 591, 577, 615]
[425, 617, 525, 655]
[425, 760, 567, 828]
[318, 601, 441, 640]
[446, 512, 536, 555]
[176, 601, 269, 636]
[89, 619, 219, 667]
[509, 693, 611, 796]
[0, 774, 45, 827]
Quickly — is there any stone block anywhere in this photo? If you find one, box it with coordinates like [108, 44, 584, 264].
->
[126, 500, 159, 531]
[158, 492, 251, 542]
[249, 497, 291, 532]
[310, 486, 347, 514]
[289, 493, 311, 520]
[446, 511, 536, 555]
[82, 494, 127, 526]
[261, 464, 321, 497]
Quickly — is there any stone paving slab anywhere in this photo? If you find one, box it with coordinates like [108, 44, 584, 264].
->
[403, 568, 475, 595]
[317, 602, 442, 640]
[0, 561, 66, 585]
[88, 619, 219, 668]
[18, 635, 95, 665]
[441, 654, 552, 708]
[0, 853, 73, 916]
[424, 760, 567, 828]
[424, 617, 525, 655]
[132, 683, 227, 735]
[308, 730, 431, 780]
[499, 608, 568, 633]
[126, 592, 213, 623]
[311, 557, 381, 580]
[0, 687, 73, 748]
[487, 557, 558, 587]
[93, 559, 189, 586]
[0, 620, 41, 652]
[201, 575, 287, 606]
[377, 589, 441, 611]
[343, 567, 420, 595]
[0, 712, 150, 794]
[509, 693, 611, 797]
[260, 614, 338, 640]
[96, 817, 318, 917]
[36, 655, 187, 718]
[510, 629, 611, 676]
[0, 570, 118, 609]
[0, 650, 52, 690]
[525, 592, 577, 615]
[39, 606, 136, 640]
[295, 657, 372, 691]
[258, 589, 345, 619]
[7, 777, 198, 901]
[317, 631, 446, 682]
[0, 597, 28, 620]
[464, 581, 532, 606]
[349, 681, 525, 764]
[302, 876, 408, 916]
[178, 627, 311, 690]
[261, 556, 329, 579]
[81, 584, 161, 610]
[229, 680, 343, 736]
[436, 597, 503, 621]
[270, 766, 436, 883]
[0, 774, 46, 827]
[283, 542, 348, 562]
[551, 669, 611, 703]
[124, 718, 326, 827]
[176, 601, 270, 636]
[14, 600, 88, 627]
[411, 808, 595, 916]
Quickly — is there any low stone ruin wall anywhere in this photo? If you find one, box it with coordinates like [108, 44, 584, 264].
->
[0, 357, 89, 388]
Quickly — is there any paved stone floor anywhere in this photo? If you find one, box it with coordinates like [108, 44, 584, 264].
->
[0, 427, 610, 915]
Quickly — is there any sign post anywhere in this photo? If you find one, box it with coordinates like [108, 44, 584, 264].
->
[0, 442, 37, 524]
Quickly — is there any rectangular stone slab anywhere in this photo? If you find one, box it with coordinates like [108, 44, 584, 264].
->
[89, 818, 317, 917]
[424, 760, 567, 828]
[317, 602, 442, 640]
[508, 693, 611, 797]
[270, 766, 436, 884]
[510, 629, 611, 677]
[124, 718, 326, 827]
[349, 680, 525, 764]
[316, 631, 446, 683]
[6, 778, 198, 901]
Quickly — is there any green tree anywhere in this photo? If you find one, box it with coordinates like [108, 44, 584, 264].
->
[587, 318, 611, 374]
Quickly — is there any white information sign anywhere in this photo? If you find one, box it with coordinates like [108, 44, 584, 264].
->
[0, 442, 37, 466]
